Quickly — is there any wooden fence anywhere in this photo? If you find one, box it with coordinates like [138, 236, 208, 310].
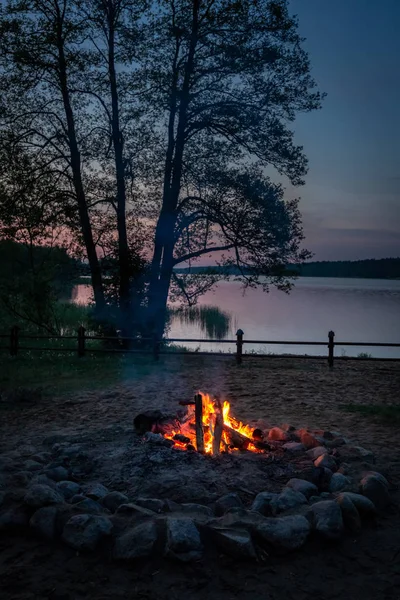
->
[1, 326, 400, 366]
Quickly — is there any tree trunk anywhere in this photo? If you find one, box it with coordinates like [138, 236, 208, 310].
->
[55, 17, 106, 319]
[107, 8, 132, 334]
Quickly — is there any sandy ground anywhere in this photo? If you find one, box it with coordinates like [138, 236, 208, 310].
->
[1, 356, 400, 599]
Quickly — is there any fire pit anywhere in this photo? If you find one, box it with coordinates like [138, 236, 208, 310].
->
[134, 392, 271, 454]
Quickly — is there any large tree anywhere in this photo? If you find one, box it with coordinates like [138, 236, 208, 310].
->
[138, 0, 324, 336]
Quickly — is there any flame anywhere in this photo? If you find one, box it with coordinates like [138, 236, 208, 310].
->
[164, 392, 261, 454]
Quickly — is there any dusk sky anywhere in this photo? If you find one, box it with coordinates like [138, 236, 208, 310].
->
[283, 0, 400, 261]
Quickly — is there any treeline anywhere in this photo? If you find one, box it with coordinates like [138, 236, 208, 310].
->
[293, 258, 400, 279]
[174, 258, 400, 279]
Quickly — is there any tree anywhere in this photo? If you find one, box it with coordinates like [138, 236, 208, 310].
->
[137, 0, 324, 337]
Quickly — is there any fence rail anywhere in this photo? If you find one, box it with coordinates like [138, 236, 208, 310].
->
[1, 325, 399, 366]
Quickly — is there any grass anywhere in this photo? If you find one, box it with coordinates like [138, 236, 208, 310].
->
[170, 305, 233, 339]
[340, 403, 400, 423]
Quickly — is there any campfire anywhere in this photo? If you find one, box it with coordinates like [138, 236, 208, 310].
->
[134, 393, 271, 455]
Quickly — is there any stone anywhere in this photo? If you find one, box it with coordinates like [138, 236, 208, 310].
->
[70, 494, 87, 504]
[282, 442, 306, 454]
[136, 498, 165, 513]
[0, 505, 30, 531]
[212, 527, 257, 560]
[24, 485, 64, 508]
[56, 481, 81, 500]
[62, 514, 113, 550]
[268, 427, 289, 442]
[82, 483, 109, 500]
[133, 410, 164, 434]
[322, 431, 335, 440]
[255, 514, 310, 552]
[300, 432, 320, 450]
[306, 446, 328, 460]
[0, 456, 15, 472]
[314, 454, 337, 471]
[179, 504, 213, 519]
[326, 437, 347, 448]
[271, 488, 308, 515]
[9, 472, 33, 487]
[362, 471, 389, 488]
[251, 492, 278, 516]
[165, 518, 202, 562]
[31, 475, 58, 490]
[215, 493, 243, 516]
[338, 445, 375, 463]
[74, 498, 104, 514]
[44, 467, 69, 482]
[32, 452, 52, 464]
[311, 500, 344, 540]
[337, 495, 361, 533]
[115, 503, 156, 518]
[281, 423, 296, 433]
[336, 492, 376, 517]
[285, 479, 318, 500]
[29, 506, 57, 540]
[359, 473, 391, 510]
[329, 473, 351, 493]
[114, 521, 158, 560]
[102, 491, 129, 513]
[24, 460, 43, 472]
[18, 444, 38, 455]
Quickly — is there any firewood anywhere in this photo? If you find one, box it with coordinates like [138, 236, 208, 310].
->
[178, 400, 196, 406]
[195, 393, 204, 453]
[173, 433, 191, 444]
[212, 397, 223, 456]
[223, 424, 250, 450]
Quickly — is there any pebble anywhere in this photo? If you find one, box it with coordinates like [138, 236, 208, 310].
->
[255, 514, 311, 552]
[102, 491, 129, 513]
[24, 484, 64, 508]
[306, 446, 328, 461]
[215, 493, 243, 516]
[336, 492, 376, 517]
[251, 492, 278, 516]
[359, 473, 391, 510]
[285, 478, 318, 499]
[314, 454, 337, 471]
[212, 527, 257, 560]
[271, 488, 308, 515]
[329, 473, 351, 493]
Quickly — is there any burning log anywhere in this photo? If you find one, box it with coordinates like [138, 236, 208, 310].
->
[173, 434, 191, 445]
[223, 424, 250, 450]
[253, 440, 273, 451]
[178, 400, 196, 406]
[212, 397, 223, 456]
[252, 428, 264, 442]
[195, 393, 205, 453]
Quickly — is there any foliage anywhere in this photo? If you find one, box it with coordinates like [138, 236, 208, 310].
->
[170, 305, 232, 339]
[294, 258, 400, 280]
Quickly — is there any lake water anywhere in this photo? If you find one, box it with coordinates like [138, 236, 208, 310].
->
[71, 277, 400, 358]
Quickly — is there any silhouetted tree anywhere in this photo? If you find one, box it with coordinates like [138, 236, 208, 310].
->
[133, 0, 324, 336]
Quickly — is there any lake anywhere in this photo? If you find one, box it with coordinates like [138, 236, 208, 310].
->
[71, 277, 400, 358]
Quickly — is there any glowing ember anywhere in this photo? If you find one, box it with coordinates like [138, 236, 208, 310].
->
[163, 392, 261, 454]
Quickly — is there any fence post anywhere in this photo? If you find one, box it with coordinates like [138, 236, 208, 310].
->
[10, 325, 19, 357]
[153, 333, 160, 361]
[328, 330, 335, 368]
[77, 325, 86, 357]
[236, 329, 244, 364]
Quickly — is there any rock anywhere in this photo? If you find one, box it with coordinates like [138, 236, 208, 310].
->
[215, 493, 243, 516]
[9, 472, 33, 487]
[70, 494, 87, 504]
[337, 495, 361, 533]
[18, 444, 38, 455]
[133, 410, 164, 434]
[329, 473, 351, 493]
[82, 483, 109, 500]
[338, 445, 375, 463]
[322, 431, 335, 440]
[0, 456, 15, 472]
[251, 492, 278, 516]
[62, 514, 113, 550]
[285, 479, 318, 500]
[102, 491, 129, 513]
[31, 452, 51, 464]
[143, 432, 174, 447]
[114, 521, 158, 560]
[44, 467, 69, 482]
[55, 444, 86, 460]
[255, 514, 311, 552]
[300, 432, 320, 450]
[320, 492, 331, 499]
[29, 506, 58, 540]
[282, 442, 305, 454]
[336, 492, 376, 517]
[115, 503, 156, 518]
[74, 498, 104, 514]
[359, 473, 391, 510]
[24, 485, 64, 508]
[56, 481, 81, 500]
[326, 437, 347, 448]
[31, 475, 58, 490]
[268, 427, 289, 442]
[314, 454, 337, 471]
[306, 446, 328, 460]
[136, 498, 165, 513]
[165, 518, 202, 562]
[24, 460, 43, 472]
[281, 423, 296, 433]
[271, 488, 308, 515]
[179, 504, 213, 519]
[0, 505, 30, 531]
[362, 471, 389, 488]
[212, 527, 257, 560]
[311, 500, 344, 540]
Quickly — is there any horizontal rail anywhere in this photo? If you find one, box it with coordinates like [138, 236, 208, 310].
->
[242, 340, 328, 346]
